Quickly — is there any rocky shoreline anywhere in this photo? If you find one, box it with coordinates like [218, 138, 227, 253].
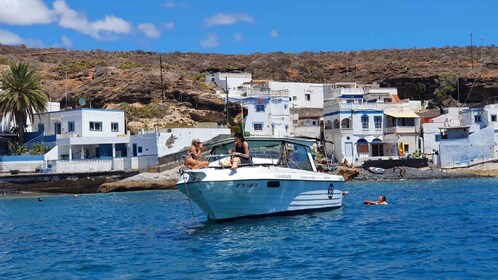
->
[352, 166, 479, 181]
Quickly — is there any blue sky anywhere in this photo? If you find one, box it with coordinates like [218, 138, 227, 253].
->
[0, 0, 495, 54]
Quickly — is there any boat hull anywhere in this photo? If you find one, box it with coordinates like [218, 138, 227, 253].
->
[176, 166, 344, 220]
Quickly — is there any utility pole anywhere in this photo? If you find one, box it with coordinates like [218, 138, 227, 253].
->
[470, 33, 474, 69]
[159, 54, 165, 104]
[225, 76, 229, 125]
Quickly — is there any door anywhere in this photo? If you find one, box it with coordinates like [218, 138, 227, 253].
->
[54, 122, 61, 134]
[132, 143, 138, 157]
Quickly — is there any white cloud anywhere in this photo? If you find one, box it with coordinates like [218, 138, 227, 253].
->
[0, 0, 53, 25]
[61, 35, 72, 48]
[200, 34, 218, 48]
[0, 28, 23, 45]
[270, 29, 279, 38]
[138, 23, 161, 39]
[163, 1, 175, 8]
[233, 32, 244, 42]
[204, 13, 254, 28]
[163, 22, 175, 30]
[163, 1, 189, 9]
[53, 0, 131, 40]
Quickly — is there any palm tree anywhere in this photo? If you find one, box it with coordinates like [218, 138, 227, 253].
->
[0, 62, 48, 144]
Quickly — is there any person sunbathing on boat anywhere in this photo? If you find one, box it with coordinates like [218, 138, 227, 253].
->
[222, 132, 250, 170]
[185, 139, 209, 169]
[364, 195, 388, 205]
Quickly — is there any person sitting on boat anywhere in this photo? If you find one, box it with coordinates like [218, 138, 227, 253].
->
[185, 139, 209, 169]
[222, 132, 250, 170]
[364, 195, 388, 205]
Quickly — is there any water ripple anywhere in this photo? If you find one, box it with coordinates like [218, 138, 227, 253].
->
[0, 179, 497, 279]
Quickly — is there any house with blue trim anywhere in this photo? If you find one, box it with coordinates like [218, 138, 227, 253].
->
[323, 82, 422, 165]
[29, 108, 159, 173]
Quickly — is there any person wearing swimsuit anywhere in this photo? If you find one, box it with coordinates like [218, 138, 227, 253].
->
[223, 132, 250, 170]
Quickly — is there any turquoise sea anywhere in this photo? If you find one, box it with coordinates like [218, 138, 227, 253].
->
[1, 178, 497, 279]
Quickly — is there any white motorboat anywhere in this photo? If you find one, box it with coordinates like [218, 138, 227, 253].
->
[176, 137, 345, 221]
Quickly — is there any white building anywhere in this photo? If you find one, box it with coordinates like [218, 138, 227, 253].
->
[483, 104, 498, 155]
[205, 72, 252, 94]
[438, 125, 495, 168]
[229, 89, 290, 137]
[269, 82, 325, 138]
[25, 108, 232, 173]
[205, 72, 325, 138]
[323, 82, 422, 164]
[422, 107, 480, 157]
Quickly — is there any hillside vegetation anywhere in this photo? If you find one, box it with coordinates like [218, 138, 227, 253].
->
[1, 44, 498, 131]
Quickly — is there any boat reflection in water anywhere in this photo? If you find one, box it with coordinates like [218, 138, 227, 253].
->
[177, 137, 345, 221]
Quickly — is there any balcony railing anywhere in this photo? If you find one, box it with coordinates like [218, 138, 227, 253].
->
[384, 126, 418, 134]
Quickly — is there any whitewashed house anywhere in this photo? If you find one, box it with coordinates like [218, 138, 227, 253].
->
[422, 107, 480, 157]
[205, 71, 252, 94]
[483, 104, 498, 155]
[32, 108, 140, 173]
[438, 125, 495, 168]
[268, 82, 325, 138]
[228, 87, 290, 137]
[28, 108, 231, 173]
[424, 104, 498, 168]
[205, 73, 324, 138]
[323, 82, 422, 164]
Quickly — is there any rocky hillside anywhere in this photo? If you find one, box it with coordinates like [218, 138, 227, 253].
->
[1, 44, 498, 131]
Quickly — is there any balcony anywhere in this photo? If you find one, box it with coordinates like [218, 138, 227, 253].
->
[384, 126, 418, 134]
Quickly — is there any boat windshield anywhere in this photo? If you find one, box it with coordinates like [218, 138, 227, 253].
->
[210, 140, 281, 163]
[279, 142, 314, 171]
[209, 139, 314, 171]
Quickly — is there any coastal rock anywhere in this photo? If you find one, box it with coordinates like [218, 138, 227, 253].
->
[336, 166, 359, 181]
[98, 180, 176, 193]
[97, 166, 181, 193]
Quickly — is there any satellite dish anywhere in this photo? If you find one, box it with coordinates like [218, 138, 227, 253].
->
[78, 98, 86, 107]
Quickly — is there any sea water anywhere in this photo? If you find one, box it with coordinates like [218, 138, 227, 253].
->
[1, 178, 497, 279]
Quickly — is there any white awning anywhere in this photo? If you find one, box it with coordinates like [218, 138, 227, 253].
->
[384, 111, 419, 118]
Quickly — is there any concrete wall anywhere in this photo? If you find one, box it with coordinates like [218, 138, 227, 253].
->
[53, 159, 114, 173]
[0, 156, 44, 172]
[439, 126, 496, 168]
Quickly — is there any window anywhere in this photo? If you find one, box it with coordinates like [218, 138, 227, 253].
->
[292, 96, 297, 101]
[361, 114, 369, 129]
[333, 119, 340, 129]
[305, 94, 311, 101]
[90, 121, 102, 131]
[374, 116, 382, 129]
[68, 121, 75, 132]
[285, 125, 288, 131]
[404, 144, 409, 154]
[435, 134, 441, 142]
[492, 114, 497, 122]
[324, 120, 332, 130]
[138, 146, 143, 153]
[54, 122, 61, 134]
[474, 115, 482, 122]
[256, 104, 265, 112]
[284, 104, 288, 110]
[253, 123, 263, 131]
[111, 122, 119, 132]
